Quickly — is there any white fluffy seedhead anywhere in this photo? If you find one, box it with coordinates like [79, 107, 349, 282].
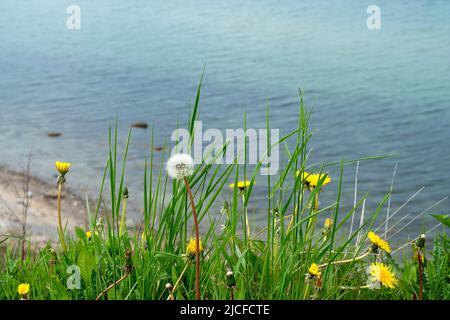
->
[166, 153, 194, 179]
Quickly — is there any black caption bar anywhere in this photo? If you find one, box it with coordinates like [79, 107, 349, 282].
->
[0, 300, 444, 319]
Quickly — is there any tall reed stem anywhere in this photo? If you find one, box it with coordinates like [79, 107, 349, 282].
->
[184, 177, 201, 300]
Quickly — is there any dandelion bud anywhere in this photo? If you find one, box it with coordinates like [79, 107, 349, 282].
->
[124, 249, 133, 273]
[165, 283, 174, 300]
[56, 175, 66, 185]
[49, 248, 57, 262]
[415, 234, 426, 250]
[220, 201, 230, 216]
[225, 271, 236, 288]
[324, 218, 333, 230]
[123, 187, 129, 199]
[48, 248, 57, 274]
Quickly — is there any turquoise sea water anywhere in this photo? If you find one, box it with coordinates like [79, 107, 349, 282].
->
[0, 1, 449, 238]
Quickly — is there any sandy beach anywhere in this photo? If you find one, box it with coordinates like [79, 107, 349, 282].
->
[0, 166, 87, 246]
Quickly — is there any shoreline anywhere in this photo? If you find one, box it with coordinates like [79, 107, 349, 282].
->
[0, 165, 87, 245]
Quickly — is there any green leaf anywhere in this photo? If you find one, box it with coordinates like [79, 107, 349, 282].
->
[77, 247, 96, 286]
[153, 252, 184, 260]
[431, 214, 450, 228]
[49, 275, 71, 300]
[75, 227, 86, 240]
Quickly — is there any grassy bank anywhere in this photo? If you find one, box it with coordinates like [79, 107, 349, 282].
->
[0, 79, 449, 300]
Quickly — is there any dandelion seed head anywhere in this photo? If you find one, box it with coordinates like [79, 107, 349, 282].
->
[166, 153, 194, 179]
[226, 270, 236, 287]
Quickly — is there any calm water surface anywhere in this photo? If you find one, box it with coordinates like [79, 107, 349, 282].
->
[0, 1, 449, 239]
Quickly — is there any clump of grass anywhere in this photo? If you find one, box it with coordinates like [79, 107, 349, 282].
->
[0, 78, 448, 301]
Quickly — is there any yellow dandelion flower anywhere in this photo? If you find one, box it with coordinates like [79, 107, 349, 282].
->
[308, 263, 321, 277]
[368, 231, 391, 253]
[297, 171, 331, 191]
[86, 231, 92, 240]
[55, 161, 71, 176]
[229, 181, 254, 191]
[186, 238, 203, 256]
[17, 283, 30, 297]
[324, 218, 333, 229]
[369, 262, 397, 289]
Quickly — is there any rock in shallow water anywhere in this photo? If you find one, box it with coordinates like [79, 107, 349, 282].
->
[47, 132, 62, 138]
[131, 122, 148, 129]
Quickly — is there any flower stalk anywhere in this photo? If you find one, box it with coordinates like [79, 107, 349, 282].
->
[317, 250, 370, 269]
[226, 271, 236, 300]
[166, 154, 201, 299]
[171, 262, 191, 298]
[56, 182, 67, 253]
[417, 251, 423, 300]
[242, 193, 251, 241]
[95, 249, 133, 300]
[184, 176, 201, 300]
[229, 181, 253, 242]
[414, 234, 425, 300]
